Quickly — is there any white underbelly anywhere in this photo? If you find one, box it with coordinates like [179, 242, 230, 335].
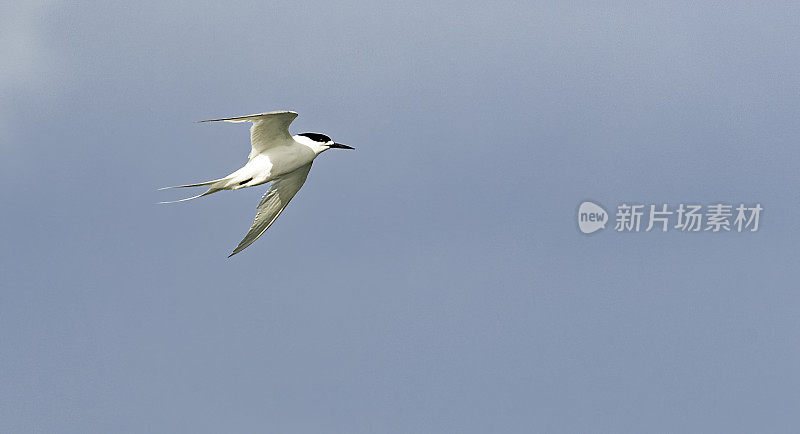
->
[253, 146, 315, 180]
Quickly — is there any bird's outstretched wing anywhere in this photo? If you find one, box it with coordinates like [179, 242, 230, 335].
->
[228, 162, 313, 257]
[198, 111, 299, 159]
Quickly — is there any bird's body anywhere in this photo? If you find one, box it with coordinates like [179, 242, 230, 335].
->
[221, 139, 317, 190]
[160, 110, 353, 256]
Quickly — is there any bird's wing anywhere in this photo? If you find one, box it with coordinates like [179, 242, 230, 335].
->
[228, 162, 313, 257]
[198, 110, 299, 159]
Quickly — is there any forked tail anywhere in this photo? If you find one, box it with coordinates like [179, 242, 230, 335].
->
[158, 178, 223, 190]
[158, 178, 225, 204]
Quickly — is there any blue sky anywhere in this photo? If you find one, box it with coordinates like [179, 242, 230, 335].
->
[2, 1, 799, 432]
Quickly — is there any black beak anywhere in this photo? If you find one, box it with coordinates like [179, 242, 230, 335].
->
[329, 142, 354, 150]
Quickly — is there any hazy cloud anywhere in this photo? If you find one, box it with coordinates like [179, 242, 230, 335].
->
[0, 1, 63, 145]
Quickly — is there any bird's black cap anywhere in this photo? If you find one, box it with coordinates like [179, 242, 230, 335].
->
[298, 132, 354, 149]
[297, 132, 332, 143]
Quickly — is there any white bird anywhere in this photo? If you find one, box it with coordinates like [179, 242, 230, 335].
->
[160, 110, 354, 257]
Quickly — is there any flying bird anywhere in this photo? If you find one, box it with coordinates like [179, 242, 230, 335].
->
[160, 110, 354, 257]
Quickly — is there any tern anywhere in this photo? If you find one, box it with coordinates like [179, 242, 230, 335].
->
[160, 110, 354, 257]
